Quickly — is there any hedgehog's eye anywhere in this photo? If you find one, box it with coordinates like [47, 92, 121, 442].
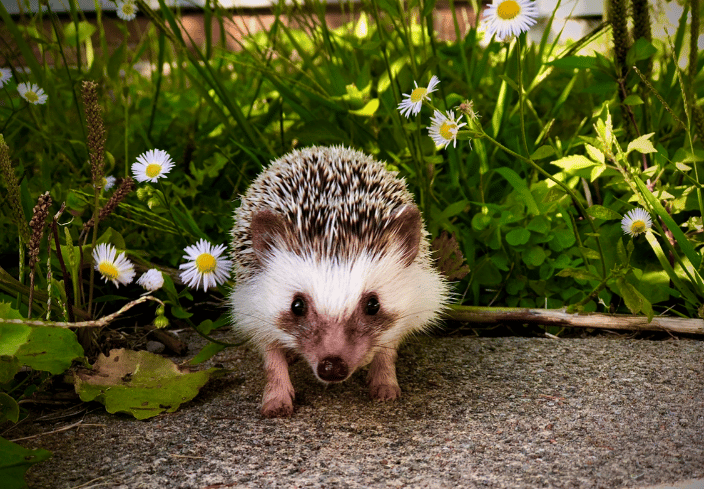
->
[365, 296, 380, 316]
[291, 297, 307, 317]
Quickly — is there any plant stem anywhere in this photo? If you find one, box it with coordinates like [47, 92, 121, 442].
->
[157, 180, 189, 247]
[516, 37, 530, 160]
[87, 187, 100, 317]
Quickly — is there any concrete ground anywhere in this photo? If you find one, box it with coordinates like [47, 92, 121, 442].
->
[6, 335, 704, 488]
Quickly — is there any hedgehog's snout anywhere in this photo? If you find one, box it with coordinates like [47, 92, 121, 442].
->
[317, 356, 349, 382]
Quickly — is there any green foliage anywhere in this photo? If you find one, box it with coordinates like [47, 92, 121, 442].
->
[0, 436, 52, 489]
[74, 348, 223, 420]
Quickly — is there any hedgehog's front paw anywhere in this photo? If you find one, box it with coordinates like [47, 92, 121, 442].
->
[261, 383, 295, 418]
[367, 348, 401, 401]
[261, 344, 295, 417]
[369, 381, 401, 401]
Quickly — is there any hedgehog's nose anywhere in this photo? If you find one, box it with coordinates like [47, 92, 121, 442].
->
[317, 356, 348, 382]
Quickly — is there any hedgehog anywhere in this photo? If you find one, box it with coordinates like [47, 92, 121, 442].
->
[230, 145, 450, 418]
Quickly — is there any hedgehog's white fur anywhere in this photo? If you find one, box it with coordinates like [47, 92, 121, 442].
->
[229, 145, 450, 414]
[230, 245, 448, 355]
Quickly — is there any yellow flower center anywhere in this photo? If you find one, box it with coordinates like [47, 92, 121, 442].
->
[25, 91, 39, 103]
[630, 220, 646, 235]
[145, 163, 162, 178]
[440, 121, 457, 140]
[99, 262, 120, 280]
[497, 0, 521, 20]
[196, 253, 217, 274]
[410, 87, 428, 103]
[122, 3, 135, 15]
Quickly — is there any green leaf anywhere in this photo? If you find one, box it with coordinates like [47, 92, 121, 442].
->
[97, 227, 126, 251]
[526, 215, 551, 234]
[349, 98, 379, 117]
[551, 155, 596, 175]
[623, 94, 644, 106]
[506, 227, 531, 246]
[499, 74, 519, 92]
[585, 144, 605, 164]
[628, 37, 657, 63]
[556, 268, 600, 281]
[14, 327, 84, 375]
[522, 246, 546, 267]
[506, 278, 525, 295]
[530, 145, 555, 160]
[627, 133, 657, 155]
[197, 315, 229, 335]
[579, 247, 602, 260]
[74, 349, 222, 420]
[492, 78, 508, 137]
[616, 238, 628, 265]
[494, 167, 540, 215]
[188, 342, 228, 366]
[555, 230, 576, 249]
[471, 213, 492, 231]
[586, 205, 622, 221]
[542, 186, 566, 203]
[617, 277, 654, 321]
[63, 21, 96, 47]
[0, 436, 52, 489]
[0, 393, 19, 424]
[439, 200, 470, 220]
[171, 306, 193, 319]
[617, 277, 642, 314]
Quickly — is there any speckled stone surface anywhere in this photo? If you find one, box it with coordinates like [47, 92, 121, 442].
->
[8, 336, 704, 488]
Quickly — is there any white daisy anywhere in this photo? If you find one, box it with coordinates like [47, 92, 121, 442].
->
[102, 175, 117, 191]
[93, 243, 136, 287]
[17, 82, 48, 105]
[482, 0, 538, 41]
[179, 239, 232, 291]
[132, 149, 175, 183]
[137, 268, 164, 291]
[397, 75, 440, 118]
[0, 68, 12, 88]
[428, 110, 467, 149]
[116, 0, 138, 21]
[621, 208, 652, 237]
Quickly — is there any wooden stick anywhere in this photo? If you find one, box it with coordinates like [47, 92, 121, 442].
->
[0, 295, 162, 329]
[449, 305, 704, 335]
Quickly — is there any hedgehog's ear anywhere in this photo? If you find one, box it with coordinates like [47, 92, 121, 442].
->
[387, 204, 422, 267]
[251, 209, 290, 264]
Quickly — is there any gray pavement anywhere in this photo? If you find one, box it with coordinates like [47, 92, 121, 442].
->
[7, 335, 704, 488]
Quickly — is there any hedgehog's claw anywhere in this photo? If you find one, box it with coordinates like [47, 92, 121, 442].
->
[261, 345, 295, 417]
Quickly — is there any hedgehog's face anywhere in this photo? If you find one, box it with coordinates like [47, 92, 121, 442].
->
[276, 287, 398, 383]
[242, 205, 429, 384]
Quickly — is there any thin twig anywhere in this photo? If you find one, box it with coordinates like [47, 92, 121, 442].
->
[0, 295, 162, 329]
[9, 420, 105, 442]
